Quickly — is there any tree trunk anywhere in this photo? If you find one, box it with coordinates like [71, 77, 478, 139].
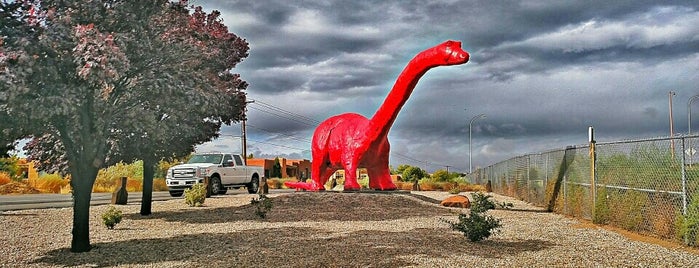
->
[140, 158, 155, 216]
[70, 168, 97, 252]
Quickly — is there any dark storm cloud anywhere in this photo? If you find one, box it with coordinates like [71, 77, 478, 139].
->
[195, 0, 699, 171]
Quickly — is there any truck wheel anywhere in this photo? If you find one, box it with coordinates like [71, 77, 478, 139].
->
[247, 176, 259, 194]
[169, 191, 183, 197]
[210, 176, 223, 195]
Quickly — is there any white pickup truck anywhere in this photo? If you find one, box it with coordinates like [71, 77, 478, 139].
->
[165, 153, 264, 197]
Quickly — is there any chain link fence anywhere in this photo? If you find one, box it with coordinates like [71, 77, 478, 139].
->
[471, 136, 699, 245]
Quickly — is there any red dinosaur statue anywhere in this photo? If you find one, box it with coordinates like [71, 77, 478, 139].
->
[285, 40, 470, 191]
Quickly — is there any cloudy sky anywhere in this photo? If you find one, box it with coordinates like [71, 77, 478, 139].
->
[193, 0, 699, 173]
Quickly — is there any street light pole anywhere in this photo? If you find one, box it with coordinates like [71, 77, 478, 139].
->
[469, 113, 486, 174]
[688, 94, 699, 165]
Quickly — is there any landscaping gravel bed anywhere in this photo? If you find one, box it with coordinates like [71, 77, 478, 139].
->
[1, 191, 698, 267]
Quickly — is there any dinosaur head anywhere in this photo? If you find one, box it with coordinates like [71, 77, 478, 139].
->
[439, 40, 469, 66]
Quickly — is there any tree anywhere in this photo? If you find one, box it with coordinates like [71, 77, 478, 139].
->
[0, 0, 248, 252]
[431, 169, 451, 182]
[401, 165, 426, 182]
[395, 164, 412, 177]
[272, 157, 282, 178]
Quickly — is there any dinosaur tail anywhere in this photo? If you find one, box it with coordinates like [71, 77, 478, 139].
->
[283, 181, 324, 191]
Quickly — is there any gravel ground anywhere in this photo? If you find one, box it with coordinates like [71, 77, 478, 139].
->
[1, 191, 698, 267]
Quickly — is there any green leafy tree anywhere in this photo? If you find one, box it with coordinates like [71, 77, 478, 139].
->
[402, 165, 426, 182]
[0, 0, 247, 252]
[431, 169, 451, 182]
[395, 164, 411, 175]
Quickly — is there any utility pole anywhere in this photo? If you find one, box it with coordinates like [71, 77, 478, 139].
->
[242, 100, 255, 165]
[669, 91, 676, 158]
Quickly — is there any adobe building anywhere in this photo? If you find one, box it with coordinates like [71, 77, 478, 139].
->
[247, 158, 311, 180]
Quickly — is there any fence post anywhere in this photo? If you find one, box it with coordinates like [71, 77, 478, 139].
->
[589, 126, 596, 220]
[527, 155, 531, 203]
[681, 138, 688, 216]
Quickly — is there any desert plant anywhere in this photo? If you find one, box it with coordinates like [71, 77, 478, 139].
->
[677, 195, 699, 246]
[471, 192, 496, 213]
[250, 194, 273, 219]
[0, 172, 11, 185]
[33, 173, 69, 193]
[152, 178, 168, 191]
[498, 201, 514, 209]
[593, 187, 610, 224]
[101, 206, 123, 229]
[448, 187, 461, 194]
[184, 183, 207, 207]
[443, 211, 502, 242]
[266, 178, 284, 189]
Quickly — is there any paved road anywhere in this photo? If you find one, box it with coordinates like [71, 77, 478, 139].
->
[0, 191, 175, 211]
[0, 189, 295, 211]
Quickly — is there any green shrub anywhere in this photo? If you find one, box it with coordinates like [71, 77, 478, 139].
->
[498, 202, 514, 210]
[471, 192, 496, 213]
[443, 211, 501, 242]
[677, 195, 699, 246]
[593, 187, 610, 224]
[443, 192, 502, 242]
[101, 206, 123, 229]
[0, 156, 21, 181]
[250, 194, 273, 219]
[184, 183, 207, 207]
[448, 187, 461, 194]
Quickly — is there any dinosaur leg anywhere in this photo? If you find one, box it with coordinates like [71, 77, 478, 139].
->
[368, 161, 397, 191]
[342, 161, 361, 191]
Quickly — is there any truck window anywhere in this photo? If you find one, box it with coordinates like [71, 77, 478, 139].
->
[233, 155, 244, 166]
[222, 154, 233, 167]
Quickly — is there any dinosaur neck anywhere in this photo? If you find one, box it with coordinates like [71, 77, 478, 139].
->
[369, 55, 435, 142]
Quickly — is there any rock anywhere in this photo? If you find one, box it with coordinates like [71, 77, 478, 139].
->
[440, 195, 471, 208]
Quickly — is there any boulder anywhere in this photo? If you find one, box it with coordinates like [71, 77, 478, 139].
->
[440, 195, 471, 208]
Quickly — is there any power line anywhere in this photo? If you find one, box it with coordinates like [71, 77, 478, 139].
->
[391, 152, 466, 172]
[248, 106, 317, 127]
[246, 124, 312, 144]
[248, 99, 320, 127]
[247, 138, 308, 151]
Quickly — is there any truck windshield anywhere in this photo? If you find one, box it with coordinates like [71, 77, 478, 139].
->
[187, 154, 223, 164]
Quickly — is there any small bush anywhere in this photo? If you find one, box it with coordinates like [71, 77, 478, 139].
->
[471, 192, 496, 213]
[125, 179, 142, 192]
[101, 206, 123, 229]
[459, 183, 486, 192]
[498, 202, 514, 209]
[266, 178, 284, 189]
[593, 187, 610, 224]
[443, 211, 502, 242]
[250, 194, 273, 219]
[395, 181, 414, 191]
[448, 187, 461, 194]
[0, 172, 11, 185]
[677, 195, 699, 246]
[153, 178, 168, 191]
[184, 183, 207, 207]
[419, 180, 441, 191]
[32, 173, 68, 193]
